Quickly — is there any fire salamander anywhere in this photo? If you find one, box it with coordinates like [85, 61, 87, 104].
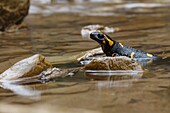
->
[90, 31, 162, 62]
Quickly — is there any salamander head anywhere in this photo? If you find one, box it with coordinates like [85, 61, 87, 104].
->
[90, 31, 115, 47]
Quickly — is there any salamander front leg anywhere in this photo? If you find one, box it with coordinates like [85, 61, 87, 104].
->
[111, 53, 121, 57]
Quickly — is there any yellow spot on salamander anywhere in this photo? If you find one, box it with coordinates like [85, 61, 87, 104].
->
[147, 53, 153, 57]
[131, 52, 135, 58]
[97, 30, 102, 33]
[107, 38, 114, 46]
[112, 54, 115, 57]
[102, 40, 106, 44]
[119, 43, 124, 48]
[104, 35, 114, 46]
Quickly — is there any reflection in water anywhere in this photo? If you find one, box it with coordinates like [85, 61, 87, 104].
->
[96, 80, 134, 89]
[85, 70, 143, 89]
[0, 82, 41, 98]
[86, 70, 143, 77]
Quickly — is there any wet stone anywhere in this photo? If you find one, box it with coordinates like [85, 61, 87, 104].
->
[0, 0, 30, 32]
[85, 56, 143, 71]
[0, 54, 51, 80]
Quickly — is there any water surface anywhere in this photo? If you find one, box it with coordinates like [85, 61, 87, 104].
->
[0, 0, 170, 113]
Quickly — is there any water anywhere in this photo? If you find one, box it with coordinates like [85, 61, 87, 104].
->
[0, 0, 170, 113]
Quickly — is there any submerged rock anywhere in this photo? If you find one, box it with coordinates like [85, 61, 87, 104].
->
[0, 0, 30, 32]
[0, 54, 51, 80]
[85, 56, 143, 71]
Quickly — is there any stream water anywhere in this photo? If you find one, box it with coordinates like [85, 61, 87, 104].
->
[0, 0, 170, 113]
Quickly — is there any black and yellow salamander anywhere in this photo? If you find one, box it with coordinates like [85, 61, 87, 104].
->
[90, 31, 162, 60]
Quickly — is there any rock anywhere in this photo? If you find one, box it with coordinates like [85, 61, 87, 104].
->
[85, 56, 143, 80]
[81, 24, 119, 38]
[0, 54, 51, 80]
[0, 0, 30, 32]
[77, 47, 104, 62]
[85, 56, 143, 71]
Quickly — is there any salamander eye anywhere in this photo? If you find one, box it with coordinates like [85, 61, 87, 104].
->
[97, 33, 105, 39]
